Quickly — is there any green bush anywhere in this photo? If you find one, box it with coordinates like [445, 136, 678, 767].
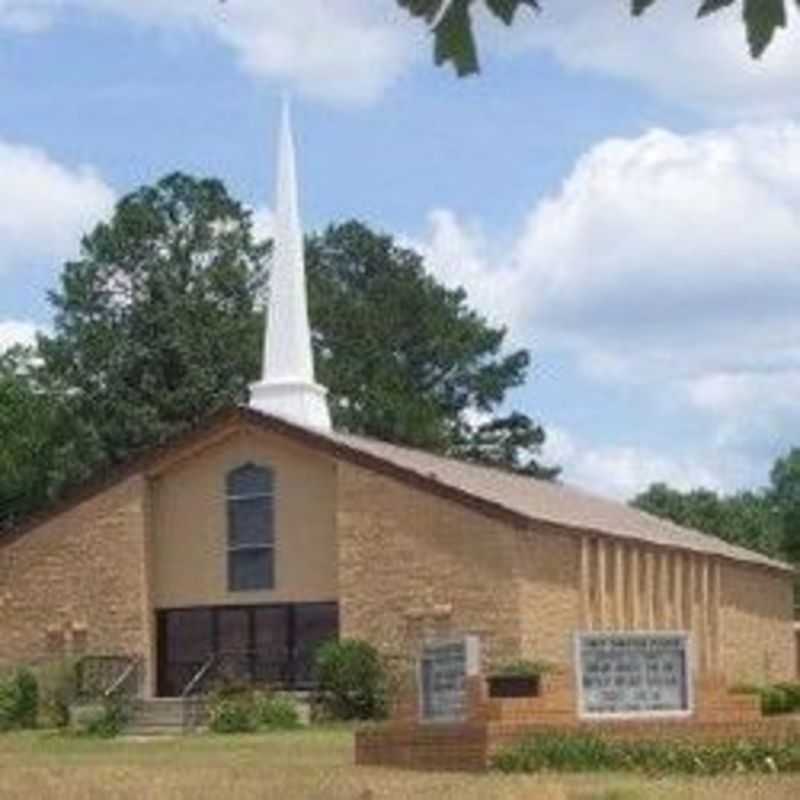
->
[36, 659, 78, 728]
[493, 732, 800, 776]
[730, 682, 800, 716]
[760, 686, 792, 716]
[493, 659, 555, 678]
[75, 698, 130, 738]
[729, 683, 760, 695]
[255, 692, 301, 730]
[313, 639, 388, 721]
[0, 668, 39, 731]
[775, 682, 800, 712]
[208, 686, 258, 734]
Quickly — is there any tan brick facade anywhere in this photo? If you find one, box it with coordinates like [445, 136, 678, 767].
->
[720, 560, 795, 683]
[0, 411, 795, 703]
[516, 524, 581, 668]
[0, 476, 151, 670]
[336, 459, 795, 687]
[336, 461, 524, 671]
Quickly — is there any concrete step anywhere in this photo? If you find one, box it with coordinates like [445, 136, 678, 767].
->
[125, 698, 206, 735]
[123, 726, 184, 737]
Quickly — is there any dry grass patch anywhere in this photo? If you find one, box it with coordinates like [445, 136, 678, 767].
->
[0, 729, 799, 800]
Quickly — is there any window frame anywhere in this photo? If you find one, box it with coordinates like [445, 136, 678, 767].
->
[225, 463, 276, 592]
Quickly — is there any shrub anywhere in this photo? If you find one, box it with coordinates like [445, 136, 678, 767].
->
[36, 659, 78, 728]
[761, 686, 792, 716]
[493, 732, 800, 776]
[255, 692, 301, 730]
[0, 668, 39, 731]
[775, 682, 800, 712]
[730, 682, 800, 716]
[729, 683, 760, 695]
[493, 659, 555, 678]
[12, 669, 38, 729]
[208, 686, 258, 734]
[74, 698, 130, 738]
[313, 639, 388, 721]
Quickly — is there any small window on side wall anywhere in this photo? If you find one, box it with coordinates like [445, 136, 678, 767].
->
[226, 463, 275, 591]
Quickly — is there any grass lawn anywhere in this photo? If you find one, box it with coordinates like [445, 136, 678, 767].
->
[0, 728, 799, 800]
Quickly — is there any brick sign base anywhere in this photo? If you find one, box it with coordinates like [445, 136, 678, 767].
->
[355, 673, 788, 772]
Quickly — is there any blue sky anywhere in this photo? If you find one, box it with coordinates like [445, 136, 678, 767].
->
[3, 1, 800, 499]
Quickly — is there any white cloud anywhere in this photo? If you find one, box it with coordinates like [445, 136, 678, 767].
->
[250, 206, 274, 243]
[0, 1, 53, 32]
[542, 425, 726, 501]
[1, 1, 418, 105]
[6, 2, 800, 112]
[409, 209, 526, 335]
[0, 319, 40, 352]
[417, 122, 800, 494]
[0, 139, 115, 275]
[511, 1, 800, 118]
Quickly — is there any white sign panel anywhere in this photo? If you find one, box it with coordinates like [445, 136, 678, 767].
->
[418, 635, 480, 723]
[577, 632, 692, 718]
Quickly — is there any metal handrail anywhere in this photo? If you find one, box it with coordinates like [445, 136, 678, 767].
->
[76, 654, 141, 702]
[181, 653, 217, 699]
[104, 657, 140, 699]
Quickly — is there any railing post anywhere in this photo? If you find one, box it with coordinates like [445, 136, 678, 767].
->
[286, 604, 296, 689]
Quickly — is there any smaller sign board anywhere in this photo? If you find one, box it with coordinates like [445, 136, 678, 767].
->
[576, 632, 692, 719]
[418, 635, 480, 723]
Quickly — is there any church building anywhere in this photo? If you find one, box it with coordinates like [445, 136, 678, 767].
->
[0, 104, 795, 703]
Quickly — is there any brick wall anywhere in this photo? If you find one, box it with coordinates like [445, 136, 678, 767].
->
[336, 462, 524, 671]
[516, 524, 581, 670]
[720, 561, 795, 683]
[0, 476, 151, 675]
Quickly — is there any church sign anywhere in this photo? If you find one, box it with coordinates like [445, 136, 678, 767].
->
[418, 635, 480, 723]
[576, 632, 692, 718]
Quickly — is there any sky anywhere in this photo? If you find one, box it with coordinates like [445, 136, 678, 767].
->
[2, 1, 800, 501]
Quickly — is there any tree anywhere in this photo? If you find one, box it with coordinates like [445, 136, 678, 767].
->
[769, 449, 800, 563]
[11, 175, 554, 523]
[398, 0, 791, 77]
[0, 347, 103, 529]
[306, 221, 556, 477]
[631, 482, 783, 559]
[39, 172, 268, 467]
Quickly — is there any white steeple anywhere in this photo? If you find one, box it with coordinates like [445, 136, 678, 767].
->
[249, 98, 331, 431]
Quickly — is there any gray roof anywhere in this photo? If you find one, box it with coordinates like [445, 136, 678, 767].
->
[326, 428, 793, 574]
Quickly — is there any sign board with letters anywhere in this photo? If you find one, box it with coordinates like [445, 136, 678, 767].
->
[418, 635, 480, 723]
[576, 632, 692, 719]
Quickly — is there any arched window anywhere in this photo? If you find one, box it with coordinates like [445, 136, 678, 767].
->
[226, 463, 275, 591]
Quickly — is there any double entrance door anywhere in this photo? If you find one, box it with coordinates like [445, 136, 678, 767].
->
[156, 602, 338, 697]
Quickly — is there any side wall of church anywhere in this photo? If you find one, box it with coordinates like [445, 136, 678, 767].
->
[720, 561, 795, 683]
[0, 476, 151, 669]
[516, 523, 582, 669]
[336, 461, 524, 673]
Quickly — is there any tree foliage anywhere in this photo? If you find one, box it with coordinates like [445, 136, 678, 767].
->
[306, 221, 556, 477]
[631, 482, 783, 559]
[1, 174, 554, 526]
[398, 0, 792, 77]
[39, 172, 268, 468]
[631, 452, 800, 565]
[0, 348, 103, 530]
[770, 448, 800, 563]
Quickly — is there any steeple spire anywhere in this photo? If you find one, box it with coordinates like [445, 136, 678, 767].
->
[249, 97, 331, 431]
